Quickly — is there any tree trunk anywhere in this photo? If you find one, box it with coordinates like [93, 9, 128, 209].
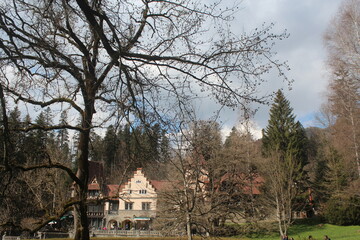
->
[73, 197, 90, 240]
[276, 195, 284, 237]
[349, 113, 360, 177]
[186, 212, 192, 240]
[73, 99, 94, 240]
[73, 129, 91, 240]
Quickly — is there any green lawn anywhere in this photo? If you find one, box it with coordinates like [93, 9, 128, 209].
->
[29, 223, 360, 240]
[285, 223, 360, 240]
[231, 223, 360, 240]
[88, 223, 360, 240]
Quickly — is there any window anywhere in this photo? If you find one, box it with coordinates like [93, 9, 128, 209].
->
[142, 202, 151, 210]
[125, 202, 133, 210]
[139, 189, 147, 194]
[109, 201, 119, 211]
[88, 204, 103, 213]
[136, 180, 141, 183]
[88, 190, 100, 197]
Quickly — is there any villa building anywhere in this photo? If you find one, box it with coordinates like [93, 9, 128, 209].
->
[85, 161, 267, 232]
[87, 165, 167, 230]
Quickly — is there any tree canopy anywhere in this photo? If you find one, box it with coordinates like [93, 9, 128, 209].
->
[0, 1, 289, 239]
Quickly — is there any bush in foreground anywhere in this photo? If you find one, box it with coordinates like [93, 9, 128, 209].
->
[324, 195, 360, 225]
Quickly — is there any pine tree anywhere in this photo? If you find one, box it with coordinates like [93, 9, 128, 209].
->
[32, 111, 53, 165]
[8, 107, 23, 150]
[262, 90, 308, 237]
[56, 111, 71, 165]
[103, 125, 118, 176]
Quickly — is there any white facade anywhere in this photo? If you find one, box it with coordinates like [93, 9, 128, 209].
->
[103, 168, 158, 230]
[119, 168, 157, 211]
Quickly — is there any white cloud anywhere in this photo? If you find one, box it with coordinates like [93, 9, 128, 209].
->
[221, 119, 263, 142]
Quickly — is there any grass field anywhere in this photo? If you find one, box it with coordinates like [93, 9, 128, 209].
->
[85, 223, 359, 240]
[231, 221, 360, 240]
[26, 222, 360, 240]
[87, 223, 360, 240]
[273, 223, 360, 240]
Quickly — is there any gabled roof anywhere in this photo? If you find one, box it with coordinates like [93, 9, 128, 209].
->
[88, 183, 101, 190]
[106, 184, 125, 197]
[94, 168, 172, 197]
[88, 176, 101, 190]
[88, 161, 104, 183]
[149, 180, 172, 191]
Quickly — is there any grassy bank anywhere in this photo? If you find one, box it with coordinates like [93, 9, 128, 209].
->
[91, 223, 360, 240]
[232, 222, 360, 240]
[24, 223, 360, 240]
[281, 223, 359, 240]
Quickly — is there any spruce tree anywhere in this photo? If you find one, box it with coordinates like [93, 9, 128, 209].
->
[103, 125, 118, 176]
[263, 90, 295, 157]
[262, 90, 308, 237]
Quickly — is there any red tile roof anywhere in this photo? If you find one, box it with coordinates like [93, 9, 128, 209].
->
[106, 184, 125, 197]
[88, 183, 101, 190]
[150, 180, 172, 191]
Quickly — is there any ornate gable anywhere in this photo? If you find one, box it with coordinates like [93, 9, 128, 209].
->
[122, 168, 156, 196]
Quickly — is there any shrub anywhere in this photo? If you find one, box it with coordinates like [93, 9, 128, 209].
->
[213, 224, 241, 237]
[323, 195, 360, 225]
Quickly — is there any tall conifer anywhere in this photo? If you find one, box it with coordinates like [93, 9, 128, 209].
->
[262, 90, 308, 236]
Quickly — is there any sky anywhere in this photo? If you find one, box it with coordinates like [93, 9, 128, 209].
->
[196, 0, 344, 139]
[2, 0, 344, 140]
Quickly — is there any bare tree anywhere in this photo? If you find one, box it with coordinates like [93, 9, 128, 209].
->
[155, 122, 206, 240]
[0, 0, 289, 239]
[157, 120, 264, 239]
[324, 0, 360, 178]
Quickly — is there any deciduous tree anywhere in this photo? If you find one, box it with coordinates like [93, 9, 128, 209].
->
[0, 0, 289, 239]
[324, 0, 360, 178]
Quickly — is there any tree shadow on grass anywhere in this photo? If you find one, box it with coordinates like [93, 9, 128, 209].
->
[288, 218, 326, 237]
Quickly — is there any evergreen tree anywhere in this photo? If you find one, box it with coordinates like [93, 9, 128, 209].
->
[57, 111, 71, 164]
[57, 112, 69, 147]
[8, 107, 27, 165]
[22, 114, 37, 165]
[159, 128, 170, 163]
[32, 111, 56, 165]
[103, 125, 119, 176]
[191, 120, 222, 162]
[262, 90, 308, 237]
[89, 131, 105, 163]
[224, 127, 240, 148]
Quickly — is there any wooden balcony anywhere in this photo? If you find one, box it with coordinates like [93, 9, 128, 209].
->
[87, 212, 104, 217]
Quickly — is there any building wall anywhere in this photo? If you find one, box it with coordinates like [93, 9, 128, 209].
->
[120, 169, 157, 210]
[103, 169, 158, 229]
